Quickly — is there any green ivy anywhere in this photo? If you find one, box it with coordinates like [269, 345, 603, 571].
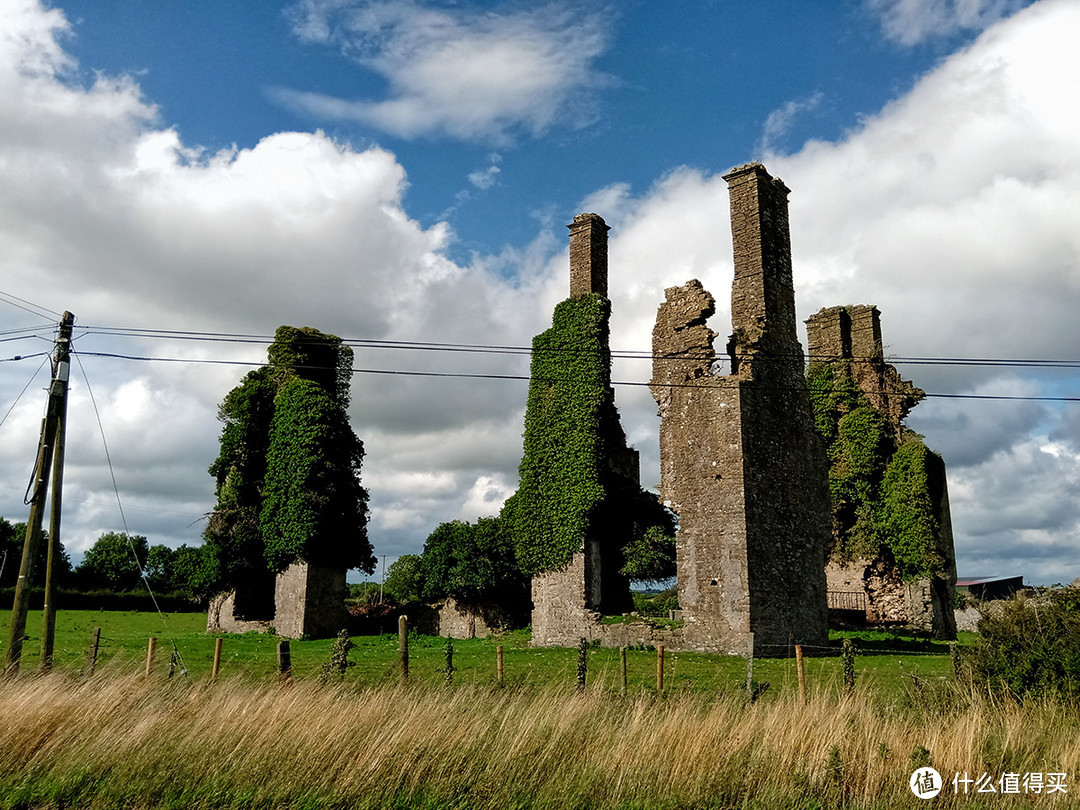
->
[807, 361, 944, 579]
[880, 438, 944, 579]
[260, 377, 371, 573]
[205, 326, 374, 589]
[504, 294, 676, 579]
[504, 295, 610, 575]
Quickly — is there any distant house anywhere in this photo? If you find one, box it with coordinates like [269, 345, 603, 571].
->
[955, 576, 1024, 601]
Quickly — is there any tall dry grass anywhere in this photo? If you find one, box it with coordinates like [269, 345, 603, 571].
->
[1, 670, 1077, 809]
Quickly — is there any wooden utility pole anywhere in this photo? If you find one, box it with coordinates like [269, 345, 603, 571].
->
[5, 312, 74, 675]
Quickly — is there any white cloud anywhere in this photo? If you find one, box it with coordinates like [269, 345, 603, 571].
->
[277, 0, 610, 142]
[757, 92, 824, 157]
[0, 2, 550, 560]
[468, 153, 502, 190]
[865, 0, 1033, 45]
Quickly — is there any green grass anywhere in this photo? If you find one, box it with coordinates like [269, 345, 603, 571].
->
[2, 609, 973, 700]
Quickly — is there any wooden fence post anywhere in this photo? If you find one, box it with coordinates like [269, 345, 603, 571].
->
[85, 627, 101, 676]
[842, 638, 855, 696]
[212, 637, 223, 682]
[796, 643, 806, 703]
[145, 637, 157, 677]
[444, 638, 453, 686]
[497, 644, 504, 685]
[399, 615, 409, 682]
[620, 646, 627, 692]
[656, 645, 665, 692]
[745, 633, 754, 700]
[576, 637, 587, 692]
[277, 639, 291, 683]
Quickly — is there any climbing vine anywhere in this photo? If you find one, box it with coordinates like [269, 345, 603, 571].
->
[806, 361, 944, 579]
[504, 295, 610, 575]
[205, 326, 374, 590]
[503, 294, 676, 579]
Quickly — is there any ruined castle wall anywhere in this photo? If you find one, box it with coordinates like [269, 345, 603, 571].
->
[272, 561, 347, 639]
[650, 163, 830, 655]
[806, 304, 957, 638]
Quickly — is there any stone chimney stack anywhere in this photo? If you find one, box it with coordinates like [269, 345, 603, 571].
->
[568, 213, 610, 298]
[722, 163, 799, 369]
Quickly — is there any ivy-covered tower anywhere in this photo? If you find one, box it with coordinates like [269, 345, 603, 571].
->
[806, 305, 957, 639]
[507, 213, 654, 646]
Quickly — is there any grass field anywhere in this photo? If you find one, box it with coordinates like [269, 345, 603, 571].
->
[0, 609, 970, 698]
[3, 610, 1074, 809]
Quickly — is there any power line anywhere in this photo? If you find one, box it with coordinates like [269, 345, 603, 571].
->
[0, 289, 63, 320]
[71, 349, 1080, 403]
[75, 323, 1080, 369]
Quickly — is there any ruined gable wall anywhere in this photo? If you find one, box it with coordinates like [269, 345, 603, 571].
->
[650, 164, 830, 655]
[807, 304, 957, 638]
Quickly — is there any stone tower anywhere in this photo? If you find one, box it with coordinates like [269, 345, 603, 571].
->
[568, 213, 609, 298]
[529, 213, 640, 646]
[806, 304, 958, 639]
[650, 163, 830, 655]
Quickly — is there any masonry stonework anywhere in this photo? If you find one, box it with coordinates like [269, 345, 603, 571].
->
[206, 560, 347, 639]
[649, 163, 831, 655]
[568, 213, 609, 298]
[528, 213, 640, 647]
[806, 304, 958, 639]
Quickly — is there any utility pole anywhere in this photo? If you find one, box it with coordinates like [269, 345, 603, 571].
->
[5, 311, 73, 675]
[379, 554, 387, 605]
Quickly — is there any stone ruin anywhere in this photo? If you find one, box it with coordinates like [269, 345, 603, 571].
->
[529, 213, 643, 646]
[207, 561, 347, 639]
[649, 164, 831, 655]
[530, 162, 957, 652]
[806, 304, 958, 638]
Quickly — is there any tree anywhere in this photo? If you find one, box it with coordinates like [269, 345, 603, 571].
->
[204, 325, 374, 592]
[383, 554, 424, 604]
[0, 517, 72, 589]
[419, 516, 526, 603]
[75, 532, 148, 592]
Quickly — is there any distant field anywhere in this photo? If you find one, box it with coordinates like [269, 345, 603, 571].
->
[0, 609, 973, 698]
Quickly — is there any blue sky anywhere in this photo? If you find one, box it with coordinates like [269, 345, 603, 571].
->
[1, 0, 1079, 587]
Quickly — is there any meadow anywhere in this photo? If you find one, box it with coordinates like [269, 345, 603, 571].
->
[1, 610, 1076, 809]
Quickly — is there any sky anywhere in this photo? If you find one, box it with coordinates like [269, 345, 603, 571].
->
[0, 0, 1078, 587]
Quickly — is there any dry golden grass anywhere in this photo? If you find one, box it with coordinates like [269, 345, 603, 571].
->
[1, 670, 1077, 809]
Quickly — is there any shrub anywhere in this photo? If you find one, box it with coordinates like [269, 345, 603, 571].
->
[966, 588, 1080, 699]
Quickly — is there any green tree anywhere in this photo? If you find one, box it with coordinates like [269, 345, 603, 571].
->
[419, 516, 526, 603]
[145, 544, 175, 591]
[383, 554, 424, 604]
[0, 517, 72, 589]
[967, 588, 1080, 699]
[76, 532, 148, 591]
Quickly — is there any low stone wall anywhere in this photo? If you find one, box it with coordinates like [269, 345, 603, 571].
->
[206, 591, 271, 634]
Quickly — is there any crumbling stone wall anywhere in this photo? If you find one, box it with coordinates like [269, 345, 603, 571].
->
[527, 213, 640, 646]
[649, 163, 831, 655]
[207, 560, 347, 638]
[806, 304, 957, 639]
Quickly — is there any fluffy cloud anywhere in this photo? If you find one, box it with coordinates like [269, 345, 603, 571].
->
[865, 0, 1034, 45]
[583, 0, 1080, 583]
[3, 0, 1078, 588]
[277, 0, 610, 142]
[0, 2, 551, 559]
